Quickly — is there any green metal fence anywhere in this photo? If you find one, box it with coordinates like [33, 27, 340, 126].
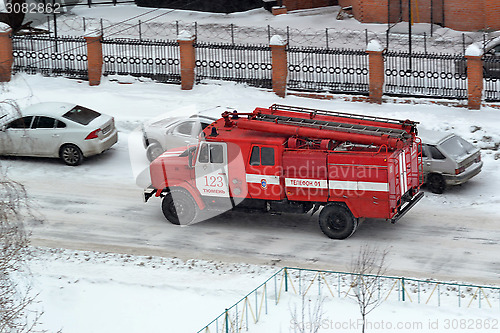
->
[197, 267, 500, 333]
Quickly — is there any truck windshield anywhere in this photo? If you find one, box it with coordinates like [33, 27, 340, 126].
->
[440, 136, 475, 159]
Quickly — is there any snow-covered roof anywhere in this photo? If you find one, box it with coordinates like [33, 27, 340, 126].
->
[418, 128, 454, 145]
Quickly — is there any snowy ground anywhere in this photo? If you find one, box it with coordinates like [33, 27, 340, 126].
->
[27, 247, 499, 333]
[1, 73, 500, 332]
[28, 4, 498, 52]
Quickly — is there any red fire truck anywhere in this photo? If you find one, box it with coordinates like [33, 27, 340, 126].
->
[144, 104, 424, 239]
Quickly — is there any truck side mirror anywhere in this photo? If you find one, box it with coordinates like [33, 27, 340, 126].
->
[188, 146, 196, 168]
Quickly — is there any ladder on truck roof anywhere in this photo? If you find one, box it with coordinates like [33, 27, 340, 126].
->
[269, 104, 419, 129]
[254, 111, 412, 141]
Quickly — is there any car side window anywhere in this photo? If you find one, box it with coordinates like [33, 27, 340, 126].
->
[428, 145, 446, 160]
[56, 120, 66, 128]
[419, 144, 427, 158]
[33, 116, 56, 129]
[174, 122, 194, 136]
[6, 116, 33, 129]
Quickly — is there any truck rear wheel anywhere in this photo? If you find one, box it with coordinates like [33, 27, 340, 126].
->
[319, 204, 357, 239]
[162, 189, 198, 225]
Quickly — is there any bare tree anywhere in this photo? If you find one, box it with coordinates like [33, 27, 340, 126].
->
[290, 291, 325, 333]
[348, 245, 390, 333]
[0, 99, 44, 332]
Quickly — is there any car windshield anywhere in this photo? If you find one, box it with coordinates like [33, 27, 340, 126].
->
[62, 105, 100, 125]
[440, 135, 475, 159]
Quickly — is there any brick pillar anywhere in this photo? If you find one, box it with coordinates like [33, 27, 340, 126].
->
[272, 6, 288, 15]
[84, 35, 103, 86]
[367, 40, 384, 104]
[0, 26, 13, 82]
[178, 31, 196, 90]
[270, 35, 288, 98]
[464, 44, 483, 110]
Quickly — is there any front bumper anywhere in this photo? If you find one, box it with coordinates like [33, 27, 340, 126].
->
[443, 161, 483, 186]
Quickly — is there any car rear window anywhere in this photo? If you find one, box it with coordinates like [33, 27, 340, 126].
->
[62, 106, 100, 125]
[440, 136, 475, 159]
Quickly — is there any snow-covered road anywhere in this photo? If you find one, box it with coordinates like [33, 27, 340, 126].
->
[2, 74, 499, 286]
[20, 164, 500, 285]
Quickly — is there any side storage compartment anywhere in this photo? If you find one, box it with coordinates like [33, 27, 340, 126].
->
[283, 150, 329, 202]
[328, 151, 391, 219]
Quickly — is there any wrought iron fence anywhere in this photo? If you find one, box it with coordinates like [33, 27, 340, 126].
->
[198, 267, 500, 333]
[287, 47, 369, 96]
[101, 38, 181, 84]
[11, 35, 88, 79]
[483, 56, 500, 102]
[194, 42, 272, 89]
[384, 51, 468, 100]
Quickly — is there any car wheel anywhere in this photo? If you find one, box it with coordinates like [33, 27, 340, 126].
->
[60, 144, 83, 166]
[319, 204, 357, 240]
[161, 189, 198, 225]
[427, 173, 446, 194]
[146, 142, 164, 162]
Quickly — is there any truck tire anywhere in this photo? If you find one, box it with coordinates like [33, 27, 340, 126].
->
[161, 189, 198, 225]
[427, 173, 445, 194]
[319, 204, 357, 240]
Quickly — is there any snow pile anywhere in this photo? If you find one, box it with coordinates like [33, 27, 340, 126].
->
[0, 22, 11, 33]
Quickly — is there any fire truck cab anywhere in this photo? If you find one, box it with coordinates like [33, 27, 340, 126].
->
[145, 104, 424, 239]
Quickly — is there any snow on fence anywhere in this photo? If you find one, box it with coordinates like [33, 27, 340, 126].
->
[197, 267, 500, 333]
[101, 38, 181, 84]
[11, 35, 88, 79]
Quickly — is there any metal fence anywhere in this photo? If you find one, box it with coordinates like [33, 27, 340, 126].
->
[102, 38, 181, 84]
[197, 267, 500, 333]
[384, 51, 468, 100]
[10, 36, 500, 103]
[287, 47, 369, 95]
[483, 56, 500, 103]
[194, 42, 272, 89]
[12, 35, 88, 79]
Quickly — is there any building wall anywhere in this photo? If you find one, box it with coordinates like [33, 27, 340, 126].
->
[282, 0, 336, 11]
[289, 0, 499, 31]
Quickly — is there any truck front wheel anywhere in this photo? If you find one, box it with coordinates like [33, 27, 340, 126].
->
[319, 204, 357, 240]
[162, 189, 198, 225]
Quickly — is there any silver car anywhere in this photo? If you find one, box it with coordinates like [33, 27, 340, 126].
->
[0, 102, 118, 166]
[142, 115, 216, 162]
[419, 129, 483, 194]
